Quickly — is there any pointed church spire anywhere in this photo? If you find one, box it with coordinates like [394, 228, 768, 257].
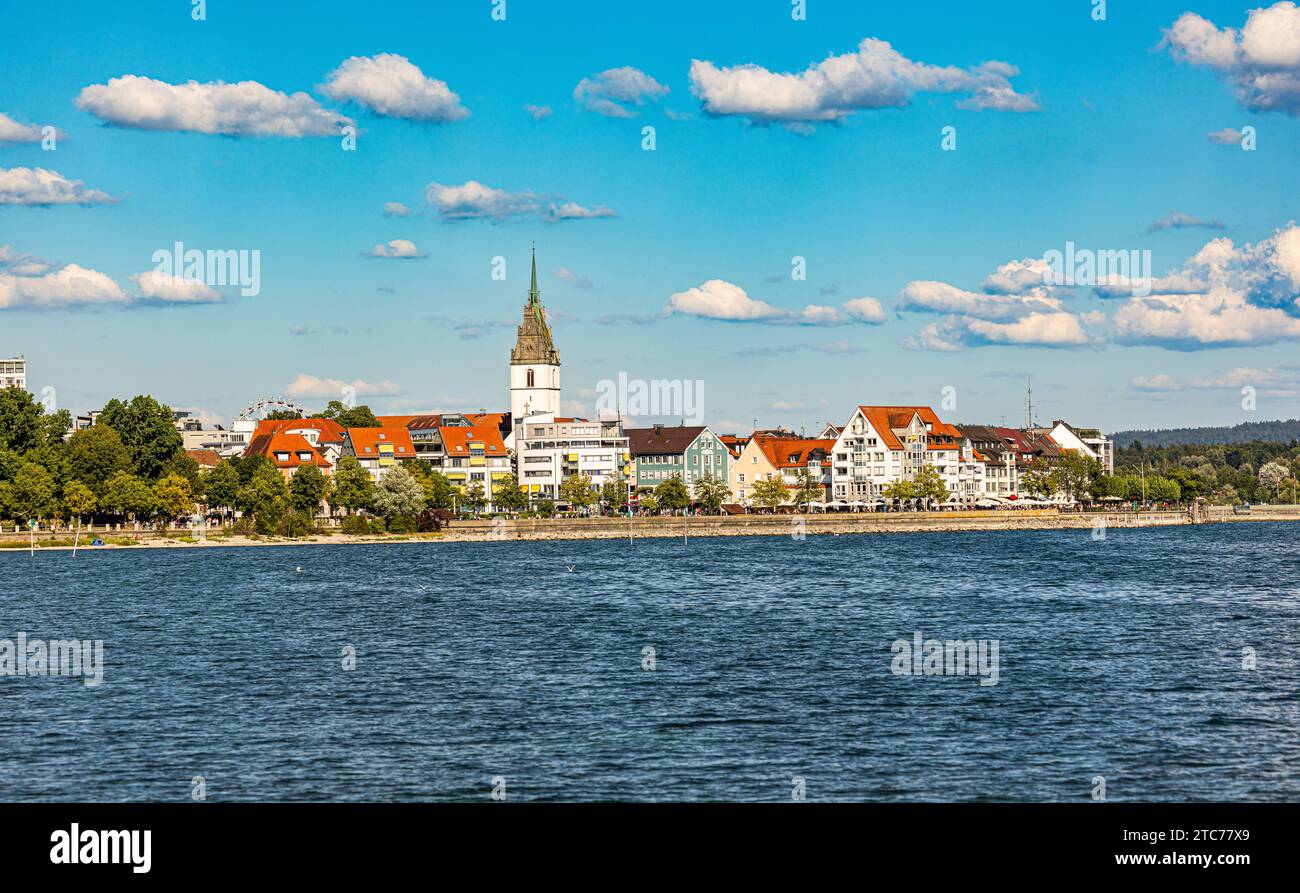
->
[528, 241, 539, 304]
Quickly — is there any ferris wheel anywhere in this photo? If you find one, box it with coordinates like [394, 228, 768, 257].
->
[238, 397, 307, 420]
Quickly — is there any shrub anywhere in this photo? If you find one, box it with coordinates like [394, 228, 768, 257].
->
[341, 515, 371, 536]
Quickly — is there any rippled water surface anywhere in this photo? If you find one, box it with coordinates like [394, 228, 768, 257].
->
[2, 523, 1298, 801]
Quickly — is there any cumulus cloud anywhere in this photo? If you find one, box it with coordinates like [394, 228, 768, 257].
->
[130, 270, 222, 302]
[424, 179, 615, 223]
[553, 266, 593, 289]
[573, 67, 669, 117]
[663, 279, 888, 327]
[367, 238, 426, 259]
[1112, 224, 1300, 348]
[1207, 126, 1246, 145]
[285, 373, 400, 399]
[382, 201, 411, 217]
[320, 53, 468, 122]
[895, 255, 1095, 349]
[1147, 210, 1227, 233]
[1164, 2, 1300, 116]
[0, 112, 48, 144]
[75, 75, 352, 136]
[0, 263, 128, 309]
[0, 245, 54, 276]
[0, 166, 115, 205]
[689, 37, 1039, 129]
[525, 104, 553, 121]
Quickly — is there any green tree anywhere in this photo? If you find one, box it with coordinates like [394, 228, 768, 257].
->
[238, 463, 290, 533]
[493, 473, 528, 513]
[750, 474, 787, 510]
[330, 456, 376, 514]
[153, 473, 194, 527]
[560, 474, 597, 512]
[0, 387, 46, 454]
[263, 409, 302, 420]
[203, 460, 241, 512]
[654, 473, 691, 511]
[102, 471, 157, 522]
[63, 480, 97, 523]
[883, 479, 917, 501]
[12, 462, 57, 521]
[1049, 453, 1100, 502]
[692, 473, 731, 513]
[912, 465, 951, 505]
[98, 396, 183, 480]
[600, 478, 628, 514]
[289, 463, 328, 516]
[461, 480, 487, 514]
[790, 469, 824, 510]
[1146, 476, 1182, 503]
[638, 494, 659, 513]
[311, 401, 380, 428]
[65, 425, 132, 494]
[1019, 460, 1056, 497]
[374, 465, 426, 519]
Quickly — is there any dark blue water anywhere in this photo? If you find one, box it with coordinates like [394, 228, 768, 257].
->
[2, 523, 1298, 802]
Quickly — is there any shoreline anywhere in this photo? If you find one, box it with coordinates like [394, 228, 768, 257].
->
[3, 508, 1296, 553]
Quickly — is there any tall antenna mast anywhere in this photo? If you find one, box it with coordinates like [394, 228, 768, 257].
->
[1025, 379, 1035, 430]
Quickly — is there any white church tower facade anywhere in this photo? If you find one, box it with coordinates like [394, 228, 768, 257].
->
[509, 244, 562, 429]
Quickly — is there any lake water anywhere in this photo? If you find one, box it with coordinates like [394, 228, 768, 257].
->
[2, 523, 1298, 802]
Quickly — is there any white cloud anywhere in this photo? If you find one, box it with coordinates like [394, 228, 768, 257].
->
[525, 104, 553, 121]
[553, 266, 593, 289]
[320, 53, 468, 122]
[75, 75, 352, 136]
[424, 179, 615, 222]
[1207, 126, 1246, 145]
[1133, 367, 1300, 395]
[1147, 210, 1227, 233]
[0, 112, 47, 144]
[0, 166, 115, 205]
[1164, 2, 1300, 116]
[1112, 223, 1300, 348]
[0, 263, 128, 309]
[663, 279, 889, 326]
[382, 201, 411, 217]
[285, 373, 400, 399]
[897, 279, 1064, 321]
[665, 279, 785, 321]
[368, 239, 426, 259]
[130, 270, 222, 302]
[573, 67, 669, 117]
[689, 37, 1039, 128]
[0, 245, 53, 276]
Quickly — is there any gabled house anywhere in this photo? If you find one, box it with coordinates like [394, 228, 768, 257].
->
[730, 433, 834, 506]
[243, 431, 332, 480]
[830, 405, 981, 504]
[627, 424, 730, 492]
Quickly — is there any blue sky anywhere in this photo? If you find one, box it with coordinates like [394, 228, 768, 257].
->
[2, 0, 1298, 434]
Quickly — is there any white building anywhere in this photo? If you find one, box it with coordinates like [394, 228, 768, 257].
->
[1, 356, 27, 391]
[508, 246, 561, 446]
[830, 405, 983, 506]
[515, 413, 631, 504]
[1039, 420, 1114, 474]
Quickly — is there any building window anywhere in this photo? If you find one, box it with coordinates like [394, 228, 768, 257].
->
[526, 369, 535, 388]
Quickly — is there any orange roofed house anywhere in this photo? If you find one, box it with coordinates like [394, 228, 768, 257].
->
[341, 425, 417, 480]
[828, 406, 986, 506]
[728, 433, 835, 507]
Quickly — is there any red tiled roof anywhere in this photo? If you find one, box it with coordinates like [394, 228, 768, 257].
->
[753, 435, 836, 469]
[185, 448, 221, 468]
[346, 426, 416, 459]
[253, 417, 346, 443]
[245, 432, 331, 469]
[439, 424, 507, 457]
[856, 406, 961, 451]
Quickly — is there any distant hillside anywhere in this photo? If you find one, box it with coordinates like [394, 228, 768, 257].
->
[1110, 419, 1300, 449]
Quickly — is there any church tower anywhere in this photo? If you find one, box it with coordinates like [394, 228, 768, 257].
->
[509, 244, 562, 427]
